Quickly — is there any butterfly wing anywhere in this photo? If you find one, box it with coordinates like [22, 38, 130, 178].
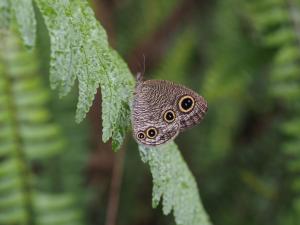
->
[132, 80, 207, 146]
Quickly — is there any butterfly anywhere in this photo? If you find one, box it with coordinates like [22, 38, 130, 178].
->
[132, 74, 208, 146]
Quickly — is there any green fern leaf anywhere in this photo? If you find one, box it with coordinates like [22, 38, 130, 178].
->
[139, 142, 211, 225]
[34, 193, 83, 225]
[246, 0, 300, 220]
[0, 29, 81, 225]
[10, 0, 36, 47]
[9, 1, 212, 224]
[0, 0, 11, 29]
[34, 0, 135, 150]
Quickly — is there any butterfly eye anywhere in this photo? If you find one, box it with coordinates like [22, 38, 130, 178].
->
[163, 110, 176, 123]
[178, 95, 195, 113]
[137, 132, 145, 139]
[146, 127, 158, 139]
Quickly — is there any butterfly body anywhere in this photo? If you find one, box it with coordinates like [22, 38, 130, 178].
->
[132, 79, 207, 146]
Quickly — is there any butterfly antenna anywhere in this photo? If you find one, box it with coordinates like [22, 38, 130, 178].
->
[142, 54, 146, 76]
[136, 72, 143, 83]
[136, 54, 146, 84]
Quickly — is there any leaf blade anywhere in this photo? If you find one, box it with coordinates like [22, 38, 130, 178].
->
[139, 142, 211, 225]
[35, 0, 134, 149]
[10, 0, 36, 47]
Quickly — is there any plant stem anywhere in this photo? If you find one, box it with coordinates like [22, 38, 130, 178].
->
[105, 146, 126, 225]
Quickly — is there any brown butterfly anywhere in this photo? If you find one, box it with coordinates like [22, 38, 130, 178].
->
[132, 74, 208, 146]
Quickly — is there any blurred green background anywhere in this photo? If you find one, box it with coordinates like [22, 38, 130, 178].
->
[1, 0, 300, 225]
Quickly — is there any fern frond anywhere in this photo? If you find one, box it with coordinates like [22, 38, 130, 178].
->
[200, 0, 257, 163]
[10, 0, 36, 47]
[246, 0, 300, 220]
[139, 142, 211, 225]
[48, 90, 90, 193]
[10, 1, 212, 224]
[34, 193, 82, 225]
[0, 29, 81, 225]
[0, 0, 11, 29]
[34, 0, 135, 150]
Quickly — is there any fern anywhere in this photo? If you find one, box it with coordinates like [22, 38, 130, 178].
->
[6, 0, 212, 224]
[0, 0, 36, 45]
[48, 91, 90, 193]
[0, 29, 81, 225]
[11, 0, 36, 47]
[246, 0, 300, 221]
[34, 193, 82, 225]
[0, 0, 10, 29]
[200, 0, 257, 164]
[140, 142, 211, 225]
[138, 28, 212, 225]
[35, 0, 135, 150]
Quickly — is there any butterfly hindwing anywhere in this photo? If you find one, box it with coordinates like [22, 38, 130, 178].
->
[132, 80, 207, 146]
